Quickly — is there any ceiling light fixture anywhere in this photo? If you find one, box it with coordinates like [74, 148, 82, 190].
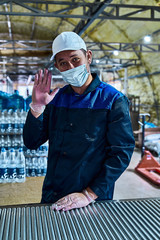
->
[113, 50, 119, 56]
[144, 35, 152, 43]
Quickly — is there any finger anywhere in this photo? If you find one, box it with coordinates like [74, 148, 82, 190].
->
[57, 199, 73, 211]
[57, 196, 72, 206]
[34, 73, 39, 86]
[52, 202, 69, 211]
[46, 71, 52, 93]
[46, 71, 52, 90]
[57, 196, 68, 204]
[38, 69, 43, 84]
[50, 88, 59, 98]
[62, 202, 78, 211]
[51, 197, 67, 209]
[51, 196, 73, 210]
[43, 68, 49, 85]
[51, 203, 59, 210]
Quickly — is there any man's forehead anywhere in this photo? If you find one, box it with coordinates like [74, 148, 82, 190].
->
[55, 49, 83, 61]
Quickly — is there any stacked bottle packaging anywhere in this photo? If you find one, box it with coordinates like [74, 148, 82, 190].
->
[25, 146, 48, 178]
[0, 147, 26, 183]
[0, 89, 32, 111]
[0, 109, 48, 183]
[0, 109, 27, 135]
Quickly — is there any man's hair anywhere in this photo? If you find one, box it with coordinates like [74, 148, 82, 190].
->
[80, 49, 87, 56]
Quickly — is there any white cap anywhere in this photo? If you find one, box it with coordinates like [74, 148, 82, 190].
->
[50, 31, 87, 61]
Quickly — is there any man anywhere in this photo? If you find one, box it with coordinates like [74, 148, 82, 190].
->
[23, 31, 135, 211]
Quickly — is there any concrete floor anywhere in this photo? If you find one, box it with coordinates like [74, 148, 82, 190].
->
[0, 148, 159, 207]
[114, 148, 160, 200]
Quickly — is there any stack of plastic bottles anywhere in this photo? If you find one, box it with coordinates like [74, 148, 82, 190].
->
[0, 145, 48, 183]
[0, 90, 48, 183]
[0, 147, 26, 183]
[0, 91, 10, 110]
[0, 89, 32, 111]
[0, 109, 27, 136]
[25, 145, 48, 178]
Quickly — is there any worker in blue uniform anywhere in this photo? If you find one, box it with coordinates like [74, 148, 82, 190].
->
[23, 32, 135, 211]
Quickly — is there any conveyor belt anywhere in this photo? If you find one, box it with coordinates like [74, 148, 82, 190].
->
[0, 198, 159, 240]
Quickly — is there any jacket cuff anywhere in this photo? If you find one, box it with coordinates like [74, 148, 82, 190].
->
[89, 185, 106, 199]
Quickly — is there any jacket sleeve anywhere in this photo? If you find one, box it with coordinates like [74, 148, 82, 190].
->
[90, 95, 135, 198]
[23, 107, 49, 150]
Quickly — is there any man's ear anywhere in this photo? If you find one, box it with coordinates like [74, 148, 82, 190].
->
[87, 50, 92, 64]
[54, 62, 58, 69]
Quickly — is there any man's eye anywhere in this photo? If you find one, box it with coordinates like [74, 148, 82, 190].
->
[60, 62, 66, 66]
[72, 57, 79, 62]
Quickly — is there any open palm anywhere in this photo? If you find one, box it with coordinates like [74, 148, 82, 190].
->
[32, 69, 58, 105]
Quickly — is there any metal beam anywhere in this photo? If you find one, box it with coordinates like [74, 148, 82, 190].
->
[0, 55, 140, 77]
[102, 4, 160, 22]
[74, 0, 113, 35]
[0, 40, 160, 53]
[0, 1, 160, 21]
[91, 58, 141, 66]
[30, 17, 36, 40]
[117, 71, 160, 81]
[0, 55, 140, 66]
[4, 3, 13, 40]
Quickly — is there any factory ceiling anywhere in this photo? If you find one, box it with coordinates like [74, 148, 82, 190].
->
[0, 0, 159, 78]
[0, 0, 160, 125]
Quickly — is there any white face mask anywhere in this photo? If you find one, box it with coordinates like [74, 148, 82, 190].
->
[59, 64, 89, 87]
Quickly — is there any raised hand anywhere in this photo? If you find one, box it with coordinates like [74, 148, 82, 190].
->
[32, 68, 58, 106]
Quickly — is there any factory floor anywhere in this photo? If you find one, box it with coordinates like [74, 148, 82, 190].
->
[114, 148, 160, 200]
[0, 148, 159, 207]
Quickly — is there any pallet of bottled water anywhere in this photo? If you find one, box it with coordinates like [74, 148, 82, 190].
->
[0, 146, 48, 183]
[0, 109, 48, 183]
[24, 146, 48, 178]
[0, 109, 27, 135]
[0, 147, 26, 183]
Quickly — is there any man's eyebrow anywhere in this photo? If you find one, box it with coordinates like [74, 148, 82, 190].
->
[57, 54, 79, 63]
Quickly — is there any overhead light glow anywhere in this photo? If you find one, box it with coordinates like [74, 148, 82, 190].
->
[144, 35, 151, 43]
[113, 50, 119, 56]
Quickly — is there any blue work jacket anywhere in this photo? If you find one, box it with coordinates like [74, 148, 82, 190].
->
[23, 73, 135, 203]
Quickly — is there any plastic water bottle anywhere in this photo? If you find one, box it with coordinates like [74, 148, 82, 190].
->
[0, 135, 5, 148]
[7, 89, 25, 110]
[27, 157, 32, 177]
[0, 148, 8, 183]
[4, 135, 8, 149]
[41, 156, 48, 176]
[16, 148, 26, 183]
[12, 110, 19, 134]
[25, 157, 29, 177]
[31, 157, 36, 177]
[6, 109, 13, 134]
[8, 148, 17, 183]
[35, 157, 42, 176]
[0, 110, 6, 134]
[12, 134, 19, 150]
[6, 135, 12, 150]
[20, 135, 24, 148]
[19, 109, 26, 134]
[0, 90, 9, 109]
